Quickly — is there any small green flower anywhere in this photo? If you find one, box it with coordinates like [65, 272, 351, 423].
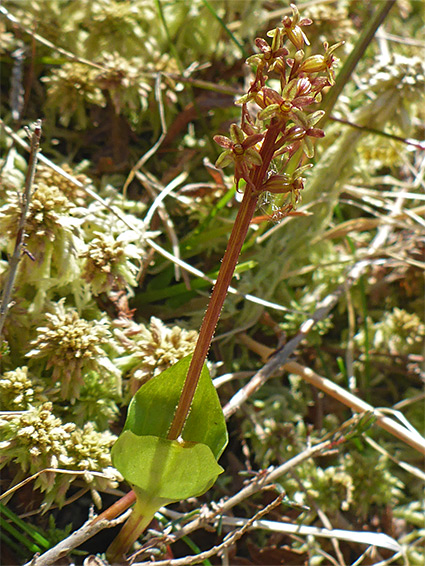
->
[256, 78, 316, 124]
[260, 164, 312, 208]
[247, 27, 288, 74]
[298, 41, 344, 85]
[214, 124, 263, 190]
[26, 300, 120, 401]
[278, 3, 313, 50]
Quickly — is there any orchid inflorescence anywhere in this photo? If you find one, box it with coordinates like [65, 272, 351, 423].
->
[214, 3, 343, 213]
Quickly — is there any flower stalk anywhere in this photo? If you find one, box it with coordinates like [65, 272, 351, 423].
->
[102, 4, 342, 558]
[167, 3, 342, 440]
[167, 123, 281, 440]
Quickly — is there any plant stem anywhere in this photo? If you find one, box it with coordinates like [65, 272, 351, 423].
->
[167, 124, 280, 441]
[106, 497, 158, 564]
[91, 489, 136, 524]
[90, 124, 279, 532]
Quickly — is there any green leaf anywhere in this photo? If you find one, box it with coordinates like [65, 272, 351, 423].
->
[112, 432, 223, 502]
[122, 355, 228, 459]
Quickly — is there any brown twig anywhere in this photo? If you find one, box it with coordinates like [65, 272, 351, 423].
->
[26, 441, 331, 565]
[132, 494, 285, 566]
[0, 119, 41, 337]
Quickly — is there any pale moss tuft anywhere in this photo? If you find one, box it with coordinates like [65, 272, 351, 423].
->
[374, 307, 425, 355]
[0, 366, 44, 411]
[42, 62, 104, 128]
[115, 316, 198, 395]
[0, 403, 120, 509]
[356, 307, 425, 356]
[34, 164, 90, 205]
[62, 371, 120, 430]
[26, 300, 120, 401]
[0, 183, 73, 243]
[81, 231, 142, 295]
[304, 465, 354, 513]
[0, 402, 75, 494]
[67, 422, 117, 474]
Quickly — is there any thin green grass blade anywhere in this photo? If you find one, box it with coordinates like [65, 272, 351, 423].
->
[200, 0, 247, 58]
[0, 516, 43, 554]
[136, 261, 256, 305]
[154, 0, 184, 73]
[321, 0, 396, 122]
[0, 504, 50, 549]
[189, 185, 237, 238]
[181, 535, 213, 566]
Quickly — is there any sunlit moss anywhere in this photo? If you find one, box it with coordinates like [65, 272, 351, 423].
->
[34, 164, 90, 205]
[0, 402, 120, 509]
[81, 231, 142, 295]
[115, 316, 198, 396]
[0, 366, 45, 410]
[26, 300, 120, 401]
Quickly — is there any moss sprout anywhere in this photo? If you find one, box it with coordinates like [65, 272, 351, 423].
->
[26, 300, 120, 401]
[115, 316, 198, 396]
[34, 164, 90, 205]
[42, 62, 104, 129]
[355, 308, 425, 356]
[0, 403, 75, 494]
[0, 402, 120, 509]
[81, 231, 142, 295]
[0, 366, 45, 411]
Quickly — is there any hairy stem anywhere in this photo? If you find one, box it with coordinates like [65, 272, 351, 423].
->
[167, 124, 280, 441]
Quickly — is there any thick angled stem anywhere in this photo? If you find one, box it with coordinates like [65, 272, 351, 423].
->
[167, 124, 280, 441]
[106, 497, 158, 563]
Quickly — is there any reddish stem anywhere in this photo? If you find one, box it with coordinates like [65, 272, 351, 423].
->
[91, 489, 135, 524]
[167, 123, 280, 440]
[94, 123, 280, 553]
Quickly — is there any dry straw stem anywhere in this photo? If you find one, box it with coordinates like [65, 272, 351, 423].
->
[131, 495, 286, 566]
[27, 442, 332, 565]
[285, 360, 425, 455]
[237, 333, 425, 456]
[224, 184, 415, 417]
[129, 440, 333, 564]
